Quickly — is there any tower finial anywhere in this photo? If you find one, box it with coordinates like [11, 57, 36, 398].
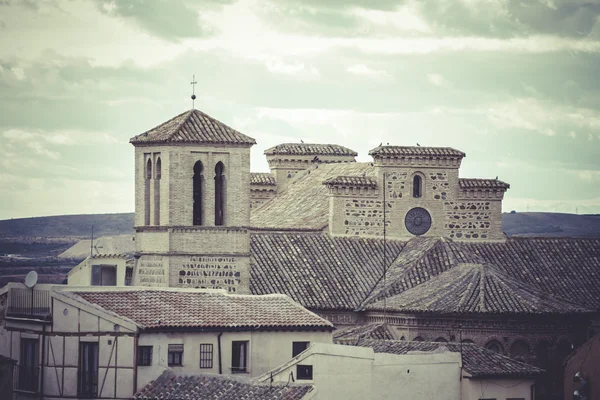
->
[190, 74, 197, 109]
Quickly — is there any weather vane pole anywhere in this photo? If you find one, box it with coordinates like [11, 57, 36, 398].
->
[190, 74, 197, 109]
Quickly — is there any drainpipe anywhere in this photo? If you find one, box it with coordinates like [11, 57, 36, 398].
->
[133, 332, 139, 396]
[40, 324, 46, 400]
[217, 332, 223, 375]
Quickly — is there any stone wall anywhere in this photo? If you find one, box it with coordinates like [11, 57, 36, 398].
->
[444, 200, 503, 241]
[169, 254, 250, 294]
[250, 187, 276, 211]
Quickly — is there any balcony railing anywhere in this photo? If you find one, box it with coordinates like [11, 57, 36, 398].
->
[14, 364, 39, 393]
[6, 288, 51, 319]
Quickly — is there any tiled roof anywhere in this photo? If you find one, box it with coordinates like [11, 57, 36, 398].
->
[135, 371, 313, 400]
[459, 178, 510, 190]
[130, 109, 256, 146]
[366, 262, 593, 314]
[368, 146, 465, 158]
[333, 323, 396, 344]
[72, 289, 333, 330]
[354, 340, 544, 378]
[249, 234, 600, 313]
[251, 162, 373, 229]
[323, 176, 377, 188]
[264, 143, 357, 157]
[251, 172, 277, 186]
[465, 237, 600, 310]
[250, 233, 405, 310]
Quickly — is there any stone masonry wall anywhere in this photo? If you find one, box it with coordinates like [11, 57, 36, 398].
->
[444, 199, 504, 241]
[169, 254, 250, 294]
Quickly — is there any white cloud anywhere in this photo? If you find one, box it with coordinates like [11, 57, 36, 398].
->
[347, 64, 392, 81]
[569, 131, 577, 138]
[427, 73, 451, 87]
[11, 66, 25, 80]
[350, 4, 432, 34]
[577, 170, 600, 182]
[263, 57, 320, 78]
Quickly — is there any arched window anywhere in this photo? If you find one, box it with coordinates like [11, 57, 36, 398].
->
[434, 337, 448, 343]
[412, 336, 424, 342]
[214, 162, 226, 226]
[413, 175, 422, 198]
[154, 158, 161, 225]
[193, 161, 204, 226]
[510, 340, 530, 359]
[485, 340, 503, 354]
[144, 159, 152, 226]
[461, 339, 474, 344]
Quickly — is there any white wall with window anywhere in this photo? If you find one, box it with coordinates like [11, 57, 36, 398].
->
[67, 255, 130, 287]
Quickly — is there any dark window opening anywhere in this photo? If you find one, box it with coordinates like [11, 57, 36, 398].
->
[413, 336, 424, 342]
[485, 340, 503, 354]
[154, 157, 161, 225]
[193, 161, 204, 226]
[292, 341, 310, 357]
[413, 175, 422, 198]
[17, 338, 39, 392]
[125, 267, 133, 286]
[200, 344, 213, 369]
[144, 159, 152, 225]
[231, 341, 248, 373]
[296, 365, 313, 380]
[434, 337, 448, 343]
[91, 265, 117, 286]
[168, 344, 184, 366]
[78, 342, 99, 398]
[137, 346, 152, 366]
[215, 162, 226, 226]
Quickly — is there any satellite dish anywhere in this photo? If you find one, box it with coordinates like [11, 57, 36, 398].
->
[24, 271, 38, 288]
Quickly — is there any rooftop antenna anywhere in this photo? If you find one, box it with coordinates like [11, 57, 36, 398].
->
[190, 74, 197, 109]
[90, 225, 94, 257]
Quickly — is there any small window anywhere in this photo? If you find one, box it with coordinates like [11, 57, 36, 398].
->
[485, 340, 503, 354]
[296, 365, 313, 380]
[137, 346, 152, 366]
[200, 344, 213, 369]
[231, 341, 248, 373]
[413, 175, 422, 198]
[292, 341, 310, 357]
[18, 338, 39, 392]
[168, 344, 183, 366]
[91, 265, 117, 286]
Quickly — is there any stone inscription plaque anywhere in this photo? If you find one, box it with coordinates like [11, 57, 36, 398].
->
[178, 256, 241, 292]
[137, 255, 166, 285]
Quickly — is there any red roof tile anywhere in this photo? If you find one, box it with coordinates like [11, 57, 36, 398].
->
[130, 109, 256, 146]
[323, 176, 378, 188]
[135, 371, 313, 400]
[459, 178, 510, 190]
[264, 143, 357, 157]
[251, 172, 277, 186]
[368, 146, 465, 158]
[73, 290, 333, 330]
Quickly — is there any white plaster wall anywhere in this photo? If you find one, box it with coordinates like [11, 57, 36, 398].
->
[137, 330, 332, 389]
[68, 258, 129, 286]
[462, 377, 534, 400]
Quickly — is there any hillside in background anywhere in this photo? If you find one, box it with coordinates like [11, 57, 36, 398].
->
[502, 212, 600, 238]
[0, 213, 134, 238]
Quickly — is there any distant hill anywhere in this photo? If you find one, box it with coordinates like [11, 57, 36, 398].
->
[502, 212, 600, 238]
[0, 211, 599, 240]
[0, 213, 134, 238]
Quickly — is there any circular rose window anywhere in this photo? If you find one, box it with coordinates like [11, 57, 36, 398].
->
[404, 207, 432, 235]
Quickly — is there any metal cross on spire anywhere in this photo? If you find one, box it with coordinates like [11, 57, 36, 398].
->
[190, 74, 197, 109]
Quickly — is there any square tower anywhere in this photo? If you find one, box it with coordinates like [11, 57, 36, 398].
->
[130, 109, 256, 293]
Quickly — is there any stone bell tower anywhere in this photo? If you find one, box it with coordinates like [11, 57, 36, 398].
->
[130, 109, 256, 293]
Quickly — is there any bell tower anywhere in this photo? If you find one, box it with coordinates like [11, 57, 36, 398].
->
[130, 109, 256, 293]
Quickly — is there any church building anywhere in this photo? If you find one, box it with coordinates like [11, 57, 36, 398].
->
[129, 108, 600, 400]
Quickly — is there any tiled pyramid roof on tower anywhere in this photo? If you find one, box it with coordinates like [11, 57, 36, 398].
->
[251, 172, 277, 186]
[265, 143, 357, 156]
[129, 109, 256, 146]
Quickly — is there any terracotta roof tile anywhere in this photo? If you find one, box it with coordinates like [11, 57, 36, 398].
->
[323, 176, 377, 188]
[459, 178, 510, 190]
[135, 371, 313, 400]
[368, 146, 465, 158]
[250, 233, 405, 310]
[352, 340, 544, 378]
[366, 262, 593, 314]
[264, 143, 357, 156]
[130, 109, 256, 146]
[73, 290, 333, 330]
[333, 323, 396, 343]
[251, 163, 373, 229]
[251, 172, 277, 186]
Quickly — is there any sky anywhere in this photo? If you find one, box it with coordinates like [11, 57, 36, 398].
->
[1, 0, 600, 219]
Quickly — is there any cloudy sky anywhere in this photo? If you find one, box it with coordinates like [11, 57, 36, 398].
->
[1, 0, 600, 219]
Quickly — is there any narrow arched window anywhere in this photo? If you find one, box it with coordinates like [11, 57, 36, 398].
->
[214, 162, 226, 226]
[154, 158, 161, 225]
[485, 340, 503, 354]
[144, 159, 152, 225]
[413, 175, 422, 198]
[193, 161, 204, 226]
